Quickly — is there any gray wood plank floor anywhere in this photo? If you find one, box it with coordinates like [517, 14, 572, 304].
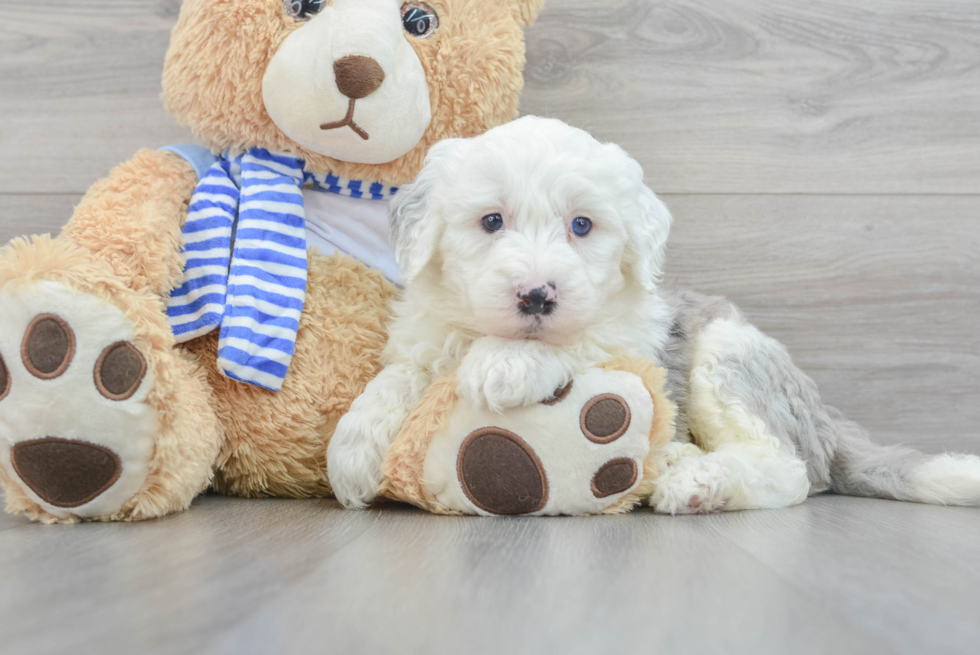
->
[1, 1, 978, 653]
[2, 495, 978, 655]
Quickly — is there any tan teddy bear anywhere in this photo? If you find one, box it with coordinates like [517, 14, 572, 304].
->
[0, 0, 549, 523]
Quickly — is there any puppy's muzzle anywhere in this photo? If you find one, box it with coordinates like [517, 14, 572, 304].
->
[517, 283, 558, 316]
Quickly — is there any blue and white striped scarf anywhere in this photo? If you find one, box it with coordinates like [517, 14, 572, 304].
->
[166, 147, 398, 392]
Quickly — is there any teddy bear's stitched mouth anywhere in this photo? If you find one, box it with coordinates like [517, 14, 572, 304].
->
[320, 98, 370, 140]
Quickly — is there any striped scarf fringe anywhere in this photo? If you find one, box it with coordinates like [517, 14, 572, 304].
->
[166, 148, 397, 392]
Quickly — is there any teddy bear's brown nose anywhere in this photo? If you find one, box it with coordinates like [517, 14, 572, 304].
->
[333, 55, 385, 99]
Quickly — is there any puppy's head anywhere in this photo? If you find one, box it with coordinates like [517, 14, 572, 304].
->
[391, 116, 672, 343]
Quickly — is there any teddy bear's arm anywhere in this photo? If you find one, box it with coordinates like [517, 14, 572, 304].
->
[59, 149, 198, 299]
[327, 362, 434, 508]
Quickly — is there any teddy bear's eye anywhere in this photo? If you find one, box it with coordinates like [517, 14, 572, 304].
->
[284, 0, 326, 21]
[401, 2, 439, 39]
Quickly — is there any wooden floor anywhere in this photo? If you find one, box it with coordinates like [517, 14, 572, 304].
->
[1, 1, 978, 653]
[1, 495, 979, 655]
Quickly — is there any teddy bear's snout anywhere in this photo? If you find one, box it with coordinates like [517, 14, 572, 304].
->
[333, 55, 386, 100]
[10, 437, 122, 508]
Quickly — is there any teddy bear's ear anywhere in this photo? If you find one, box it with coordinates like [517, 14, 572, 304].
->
[390, 138, 466, 283]
[514, 0, 545, 26]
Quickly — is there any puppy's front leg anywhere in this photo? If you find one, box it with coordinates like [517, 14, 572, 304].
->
[327, 364, 432, 509]
[456, 336, 580, 412]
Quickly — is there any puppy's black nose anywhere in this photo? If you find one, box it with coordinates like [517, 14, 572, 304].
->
[517, 285, 557, 316]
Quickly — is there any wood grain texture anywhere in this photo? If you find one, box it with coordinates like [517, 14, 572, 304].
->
[0, 0, 192, 195]
[0, 194, 80, 244]
[1, 1, 979, 194]
[2, 495, 978, 655]
[522, 0, 980, 193]
[663, 194, 980, 453]
[710, 497, 980, 655]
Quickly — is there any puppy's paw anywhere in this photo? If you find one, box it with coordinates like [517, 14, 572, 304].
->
[461, 355, 535, 411]
[327, 417, 385, 510]
[650, 455, 731, 515]
[657, 441, 706, 468]
[456, 339, 569, 412]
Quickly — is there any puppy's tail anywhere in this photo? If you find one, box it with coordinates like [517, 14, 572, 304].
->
[829, 414, 980, 505]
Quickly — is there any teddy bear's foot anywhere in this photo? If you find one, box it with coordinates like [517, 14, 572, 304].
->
[0, 279, 158, 521]
[0, 238, 221, 522]
[417, 368, 659, 516]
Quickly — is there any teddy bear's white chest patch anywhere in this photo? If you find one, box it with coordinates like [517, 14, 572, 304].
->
[301, 188, 400, 284]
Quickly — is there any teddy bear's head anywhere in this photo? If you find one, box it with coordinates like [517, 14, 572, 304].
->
[162, 0, 543, 185]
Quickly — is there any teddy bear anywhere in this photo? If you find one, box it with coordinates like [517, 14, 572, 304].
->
[0, 0, 554, 523]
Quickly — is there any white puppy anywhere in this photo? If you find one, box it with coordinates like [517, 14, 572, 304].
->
[328, 116, 980, 512]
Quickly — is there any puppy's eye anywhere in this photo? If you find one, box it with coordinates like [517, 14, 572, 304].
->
[571, 217, 593, 237]
[401, 2, 439, 39]
[284, 0, 326, 21]
[482, 214, 504, 233]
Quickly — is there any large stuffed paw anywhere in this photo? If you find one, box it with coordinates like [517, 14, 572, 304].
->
[381, 358, 676, 516]
[0, 280, 157, 520]
[0, 237, 220, 522]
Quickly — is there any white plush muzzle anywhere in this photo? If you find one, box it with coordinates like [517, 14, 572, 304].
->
[262, 0, 432, 164]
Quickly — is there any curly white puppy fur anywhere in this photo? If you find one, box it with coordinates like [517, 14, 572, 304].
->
[328, 116, 980, 512]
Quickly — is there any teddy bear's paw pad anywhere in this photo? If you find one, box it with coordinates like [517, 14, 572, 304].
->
[21, 314, 76, 379]
[0, 349, 10, 401]
[580, 394, 631, 443]
[457, 427, 548, 515]
[541, 380, 573, 405]
[591, 457, 639, 498]
[10, 437, 121, 508]
[424, 368, 656, 516]
[0, 280, 158, 519]
[94, 341, 148, 401]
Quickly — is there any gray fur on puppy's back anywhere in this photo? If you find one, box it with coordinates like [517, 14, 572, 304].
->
[656, 288, 952, 502]
[656, 289, 737, 444]
[658, 289, 835, 491]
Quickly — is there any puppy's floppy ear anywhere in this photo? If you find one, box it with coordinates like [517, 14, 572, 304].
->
[390, 138, 463, 283]
[624, 178, 672, 293]
[513, 0, 545, 25]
